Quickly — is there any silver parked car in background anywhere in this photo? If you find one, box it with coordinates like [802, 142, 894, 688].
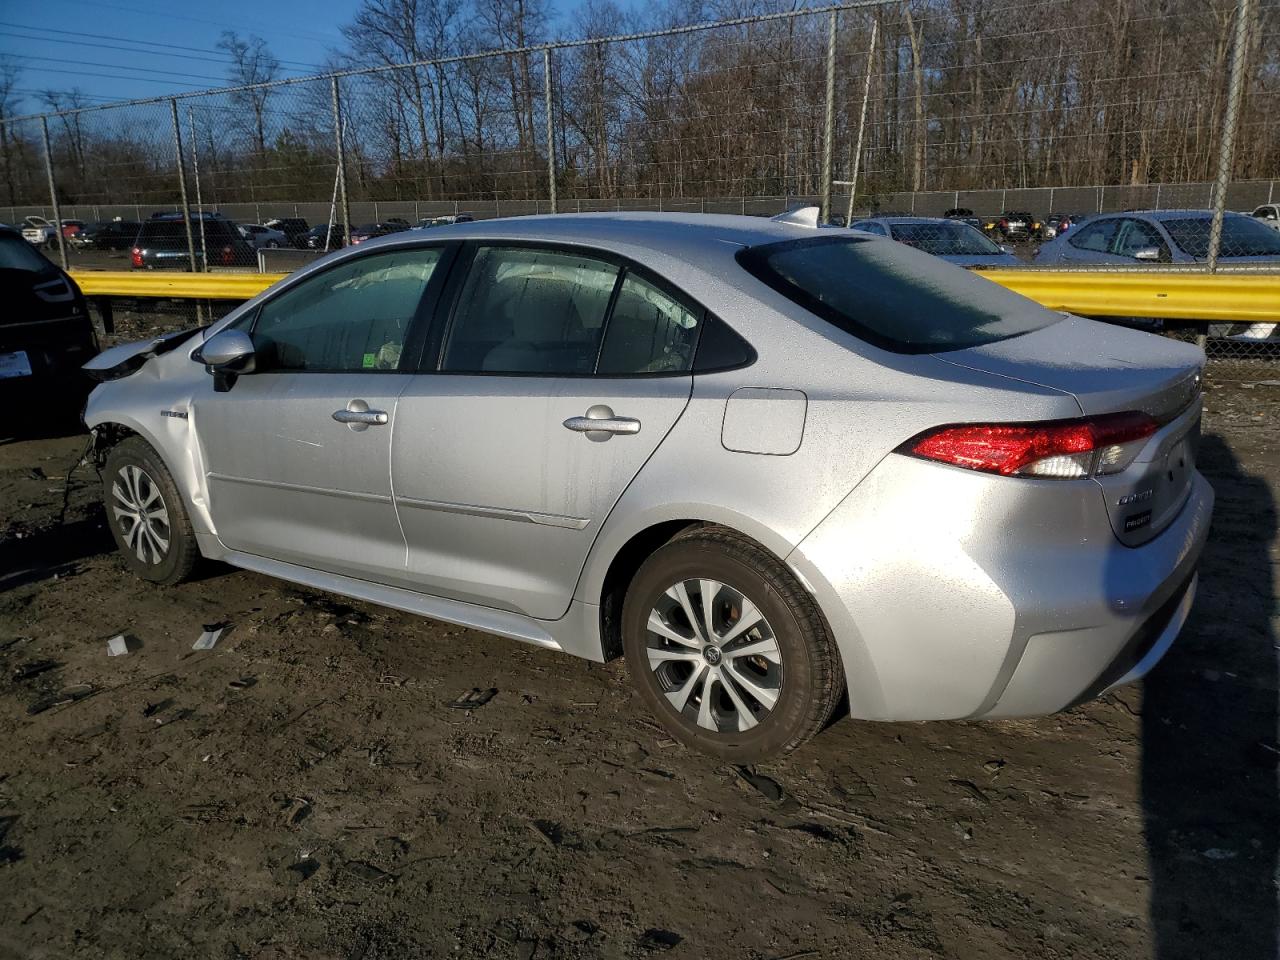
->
[851, 216, 1021, 266]
[83, 214, 1212, 760]
[1035, 209, 1280, 265]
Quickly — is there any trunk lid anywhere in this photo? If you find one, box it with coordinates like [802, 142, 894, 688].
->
[936, 315, 1204, 546]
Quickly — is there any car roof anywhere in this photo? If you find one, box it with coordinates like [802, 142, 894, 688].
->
[359, 212, 839, 252]
[1089, 209, 1236, 221]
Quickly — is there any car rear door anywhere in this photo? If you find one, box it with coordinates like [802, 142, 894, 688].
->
[194, 244, 453, 584]
[391, 242, 699, 620]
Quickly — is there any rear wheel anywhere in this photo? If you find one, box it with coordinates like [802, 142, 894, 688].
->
[622, 526, 844, 762]
[103, 437, 198, 585]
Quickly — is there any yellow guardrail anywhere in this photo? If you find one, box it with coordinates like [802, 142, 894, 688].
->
[68, 268, 1280, 323]
[70, 270, 289, 300]
[981, 270, 1280, 322]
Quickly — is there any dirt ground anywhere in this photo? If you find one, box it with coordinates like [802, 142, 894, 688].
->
[1, 348, 1278, 959]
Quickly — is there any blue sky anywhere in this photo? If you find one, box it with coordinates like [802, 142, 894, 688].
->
[0, 0, 373, 114]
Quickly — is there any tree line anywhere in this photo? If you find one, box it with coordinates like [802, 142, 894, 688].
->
[0, 0, 1276, 211]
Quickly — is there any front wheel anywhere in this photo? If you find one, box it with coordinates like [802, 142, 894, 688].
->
[622, 526, 844, 762]
[103, 437, 199, 585]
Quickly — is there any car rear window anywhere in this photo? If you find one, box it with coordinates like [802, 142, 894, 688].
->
[1161, 216, 1280, 258]
[737, 235, 1061, 354]
[887, 221, 1004, 256]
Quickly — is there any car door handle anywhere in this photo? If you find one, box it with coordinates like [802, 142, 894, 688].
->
[332, 408, 388, 425]
[563, 405, 641, 438]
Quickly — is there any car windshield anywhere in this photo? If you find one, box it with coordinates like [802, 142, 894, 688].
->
[738, 236, 1060, 354]
[888, 221, 1004, 256]
[0, 234, 54, 272]
[1161, 216, 1280, 258]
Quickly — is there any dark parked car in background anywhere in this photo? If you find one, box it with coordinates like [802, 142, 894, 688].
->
[77, 220, 141, 250]
[304, 223, 348, 250]
[0, 225, 97, 420]
[348, 221, 411, 245]
[264, 217, 311, 248]
[131, 214, 255, 269]
[985, 211, 1040, 242]
[943, 207, 982, 230]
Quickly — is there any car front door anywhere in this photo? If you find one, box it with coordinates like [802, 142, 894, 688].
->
[194, 244, 452, 583]
[392, 243, 700, 620]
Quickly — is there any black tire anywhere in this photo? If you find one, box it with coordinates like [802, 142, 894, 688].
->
[103, 436, 199, 585]
[622, 525, 844, 762]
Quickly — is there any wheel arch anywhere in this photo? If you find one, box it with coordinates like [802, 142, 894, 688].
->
[586, 508, 803, 662]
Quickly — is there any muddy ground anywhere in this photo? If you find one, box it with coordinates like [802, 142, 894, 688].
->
[1, 346, 1278, 958]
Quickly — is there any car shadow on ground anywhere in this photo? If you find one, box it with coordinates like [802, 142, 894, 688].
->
[0, 514, 112, 593]
[1142, 433, 1278, 959]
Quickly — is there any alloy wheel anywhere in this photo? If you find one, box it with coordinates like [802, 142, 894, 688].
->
[111, 465, 171, 565]
[646, 578, 783, 734]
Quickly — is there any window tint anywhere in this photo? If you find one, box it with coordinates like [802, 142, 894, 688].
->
[852, 221, 887, 236]
[737, 236, 1060, 354]
[1163, 216, 1280, 258]
[888, 221, 1004, 255]
[443, 246, 619, 374]
[252, 247, 441, 372]
[597, 273, 700, 374]
[0, 234, 55, 273]
[1068, 219, 1120, 253]
[1112, 218, 1167, 258]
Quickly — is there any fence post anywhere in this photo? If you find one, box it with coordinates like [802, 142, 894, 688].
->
[1207, 0, 1255, 272]
[844, 18, 878, 227]
[330, 76, 351, 247]
[168, 100, 197, 273]
[39, 116, 67, 270]
[819, 9, 838, 224]
[543, 46, 558, 214]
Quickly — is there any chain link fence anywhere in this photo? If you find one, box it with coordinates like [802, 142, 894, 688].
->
[2, 0, 1277, 366]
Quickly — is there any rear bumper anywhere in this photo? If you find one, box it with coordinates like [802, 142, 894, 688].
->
[788, 455, 1213, 721]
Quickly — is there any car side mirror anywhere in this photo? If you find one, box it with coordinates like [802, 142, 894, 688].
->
[193, 329, 256, 392]
[1133, 246, 1162, 261]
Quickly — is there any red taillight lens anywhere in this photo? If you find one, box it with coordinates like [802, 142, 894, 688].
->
[221, 245, 233, 265]
[130, 247, 142, 267]
[906, 412, 1158, 480]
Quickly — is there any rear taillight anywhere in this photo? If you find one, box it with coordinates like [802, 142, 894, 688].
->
[905, 412, 1158, 480]
[221, 245, 233, 265]
[130, 247, 142, 267]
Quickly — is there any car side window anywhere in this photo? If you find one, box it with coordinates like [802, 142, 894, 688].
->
[251, 247, 442, 372]
[1068, 219, 1120, 253]
[1111, 218, 1168, 259]
[442, 246, 620, 375]
[596, 273, 701, 375]
[852, 221, 887, 236]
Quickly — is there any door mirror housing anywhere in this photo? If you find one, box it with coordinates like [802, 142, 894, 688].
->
[193, 329, 256, 391]
[1132, 246, 1163, 261]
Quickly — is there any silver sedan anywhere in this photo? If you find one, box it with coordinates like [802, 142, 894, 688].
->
[84, 214, 1212, 761]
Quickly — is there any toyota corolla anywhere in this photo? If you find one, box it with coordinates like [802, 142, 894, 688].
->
[83, 214, 1212, 761]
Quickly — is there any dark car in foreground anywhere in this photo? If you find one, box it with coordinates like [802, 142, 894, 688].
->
[130, 214, 256, 269]
[0, 225, 97, 420]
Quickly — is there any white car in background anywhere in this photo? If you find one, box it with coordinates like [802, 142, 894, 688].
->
[237, 223, 288, 250]
[1252, 204, 1280, 231]
[21, 216, 57, 248]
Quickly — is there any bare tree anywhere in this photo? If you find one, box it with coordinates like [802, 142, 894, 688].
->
[217, 31, 281, 154]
